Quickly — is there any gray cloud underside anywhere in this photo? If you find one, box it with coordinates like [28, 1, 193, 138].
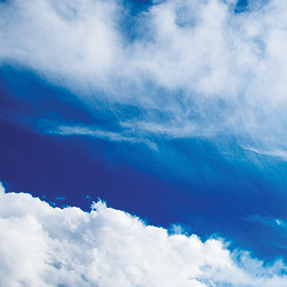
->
[0, 182, 287, 287]
[1, 0, 287, 156]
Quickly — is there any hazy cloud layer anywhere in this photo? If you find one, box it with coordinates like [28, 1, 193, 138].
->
[2, 0, 287, 156]
[1, 182, 287, 287]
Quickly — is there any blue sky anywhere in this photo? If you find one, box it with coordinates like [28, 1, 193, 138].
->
[2, 0, 287, 285]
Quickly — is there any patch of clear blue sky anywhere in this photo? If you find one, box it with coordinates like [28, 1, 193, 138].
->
[235, 0, 270, 14]
[123, 0, 152, 15]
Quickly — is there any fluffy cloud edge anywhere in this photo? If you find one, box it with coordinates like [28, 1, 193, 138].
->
[0, 182, 287, 287]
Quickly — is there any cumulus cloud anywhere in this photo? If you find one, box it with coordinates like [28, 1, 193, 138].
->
[2, 0, 287, 157]
[0, 182, 287, 286]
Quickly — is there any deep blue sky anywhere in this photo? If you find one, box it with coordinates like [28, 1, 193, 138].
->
[2, 63, 287, 262]
[2, 0, 287, 272]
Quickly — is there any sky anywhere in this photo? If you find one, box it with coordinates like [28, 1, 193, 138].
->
[2, 0, 287, 285]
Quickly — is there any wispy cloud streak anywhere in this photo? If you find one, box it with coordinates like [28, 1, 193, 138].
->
[49, 123, 159, 149]
[1, 0, 287, 156]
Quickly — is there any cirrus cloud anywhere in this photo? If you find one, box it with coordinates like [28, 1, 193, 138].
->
[2, 0, 287, 158]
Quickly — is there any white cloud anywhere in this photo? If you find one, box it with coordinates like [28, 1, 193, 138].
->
[0, 182, 287, 286]
[2, 0, 287, 157]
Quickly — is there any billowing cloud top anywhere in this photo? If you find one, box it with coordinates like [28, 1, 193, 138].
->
[2, 0, 287, 157]
[0, 182, 287, 287]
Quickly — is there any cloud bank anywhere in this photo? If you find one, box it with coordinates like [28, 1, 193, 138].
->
[1, 182, 287, 287]
[2, 0, 287, 157]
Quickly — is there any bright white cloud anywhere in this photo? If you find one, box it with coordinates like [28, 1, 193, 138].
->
[2, 0, 287, 156]
[0, 182, 287, 286]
